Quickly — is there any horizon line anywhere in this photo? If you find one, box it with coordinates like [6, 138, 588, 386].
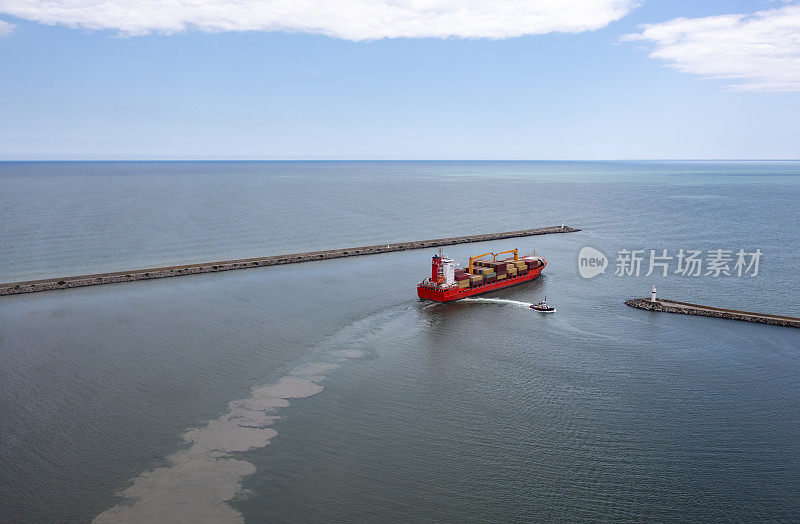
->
[3, 158, 800, 163]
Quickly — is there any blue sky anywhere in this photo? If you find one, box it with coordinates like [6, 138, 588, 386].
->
[0, 0, 798, 160]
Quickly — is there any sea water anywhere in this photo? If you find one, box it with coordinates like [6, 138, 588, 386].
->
[1, 161, 798, 521]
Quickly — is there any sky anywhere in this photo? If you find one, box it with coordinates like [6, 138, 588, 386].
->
[0, 0, 799, 160]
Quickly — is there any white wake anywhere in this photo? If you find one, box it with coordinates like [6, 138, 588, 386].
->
[462, 297, 533, 308]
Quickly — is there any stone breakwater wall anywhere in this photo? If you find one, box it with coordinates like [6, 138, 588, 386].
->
[1, 225, 580, 296]
[626, 298, 800, 329]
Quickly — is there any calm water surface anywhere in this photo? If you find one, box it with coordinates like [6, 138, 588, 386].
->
[1, 162, 799, 522]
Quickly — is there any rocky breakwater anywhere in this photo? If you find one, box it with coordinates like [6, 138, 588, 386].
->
[1, 225, 580, 296]
[626, 298, 800, 329]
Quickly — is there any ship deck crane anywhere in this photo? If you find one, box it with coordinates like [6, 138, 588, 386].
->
[469, 252, 493, 274]
[468, 249, 518, 273]
[494, 249, 518, 261]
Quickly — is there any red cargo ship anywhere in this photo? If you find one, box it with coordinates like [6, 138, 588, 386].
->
[417, 248, 546, 302]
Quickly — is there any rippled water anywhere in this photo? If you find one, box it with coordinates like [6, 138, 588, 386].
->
[1, 162, 799, 522]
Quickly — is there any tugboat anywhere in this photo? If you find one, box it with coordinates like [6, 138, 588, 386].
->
[530, 297, 556, 313]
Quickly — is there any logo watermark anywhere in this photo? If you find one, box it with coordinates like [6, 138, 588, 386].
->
[578, 247, 762, 278]
[578, 247, 609, 279]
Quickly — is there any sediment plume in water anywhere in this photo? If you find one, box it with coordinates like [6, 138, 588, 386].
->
[93, 372, 330, 524]
[93, 309, 413, 523]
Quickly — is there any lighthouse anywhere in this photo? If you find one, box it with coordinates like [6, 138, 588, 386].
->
[650, 284, 657, 302]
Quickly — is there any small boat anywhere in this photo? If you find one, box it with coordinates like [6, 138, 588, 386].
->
[530, 297, 556, 313]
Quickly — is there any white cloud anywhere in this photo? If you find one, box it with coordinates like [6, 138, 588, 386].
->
[0, 19, 15, 36]
[0, 0, 637, 40]
[622, 4, 800, 92]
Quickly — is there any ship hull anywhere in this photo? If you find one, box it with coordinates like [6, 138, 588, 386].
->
[417, 262, 546, 302]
